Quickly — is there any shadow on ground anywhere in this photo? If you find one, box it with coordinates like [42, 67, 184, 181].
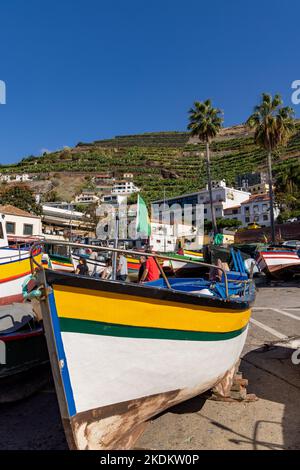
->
[157, 345, 300, 450]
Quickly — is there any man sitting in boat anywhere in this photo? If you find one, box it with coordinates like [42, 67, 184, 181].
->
[138, 255, 147, 282]
[139, 253, 160, 283]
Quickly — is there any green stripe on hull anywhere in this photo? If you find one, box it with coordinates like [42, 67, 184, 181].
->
[59, 317, 247, 342]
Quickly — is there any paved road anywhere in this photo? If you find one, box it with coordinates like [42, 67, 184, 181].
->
[0, 280, 299, 450]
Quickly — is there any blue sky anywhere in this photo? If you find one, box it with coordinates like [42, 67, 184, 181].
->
[0, 0, 299, 164]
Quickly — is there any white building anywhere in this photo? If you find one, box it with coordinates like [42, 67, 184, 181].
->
[248, 183, 270, 195]
[150, 221, 204, 252]
[74, 193, 100, 205]
[0, 173, 33, 183]
[152, 181, 250, 226]
[0, 205, 42, 239]
[240, 194, 279, 227]
[111, 181, 140, 195]
[42, 204, 94, 237]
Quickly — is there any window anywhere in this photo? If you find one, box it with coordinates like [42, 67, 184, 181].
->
[0, 222, 3, 239]
[23, 224, 33, 236]
[263, 214, 269, 221]
[204, 208, 207, 214]
[233, 209, 238, 215]
[244, 206, 250, 213]
[245, 217, 250, 223]
[6, 222, 16, 234]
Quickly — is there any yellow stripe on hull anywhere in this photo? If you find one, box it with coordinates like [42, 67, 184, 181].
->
[0, 253, 42, 282]
[53, 285, 251, 334]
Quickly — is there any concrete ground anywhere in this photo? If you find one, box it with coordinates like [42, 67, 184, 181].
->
[0, 279, 299, 450]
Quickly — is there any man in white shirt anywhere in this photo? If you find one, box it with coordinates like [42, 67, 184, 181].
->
[117, 253, 128, 282]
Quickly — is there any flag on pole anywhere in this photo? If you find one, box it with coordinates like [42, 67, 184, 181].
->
[136, 195, 151, 237]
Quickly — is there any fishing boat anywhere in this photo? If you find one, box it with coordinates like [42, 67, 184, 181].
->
[126, 250, 204, 277]
[126, 255, 142, 274]
[256, 248, 300, 280]
[206, 245, 260, 276]
[0, 213, 42, 305]
[42, 253, 75, 273]
[32, 241, 255, 450]
[0, 302, 49, 403]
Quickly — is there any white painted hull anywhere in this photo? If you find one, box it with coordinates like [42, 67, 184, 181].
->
[62, 329, 248, 415]
[0, 248, 32, 305]
[257, 251, 300, 278]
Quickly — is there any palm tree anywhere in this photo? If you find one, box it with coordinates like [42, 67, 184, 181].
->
[276, 162, 300, 215]
[246, 93, 295, 243]
[188, 100, 223, 236]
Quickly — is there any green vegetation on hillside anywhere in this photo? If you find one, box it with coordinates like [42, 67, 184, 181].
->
[1, 126, 299, 205]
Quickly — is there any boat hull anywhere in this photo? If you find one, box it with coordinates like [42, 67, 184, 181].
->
[39, 271, 252, 450]
[62, 328, 247, 450]
[0, 318, 49, 403]
[257, 250, 300, 279]
[0, 249, 41, 305]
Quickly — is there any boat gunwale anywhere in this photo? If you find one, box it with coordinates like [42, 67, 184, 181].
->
[44, 270, 254, 311]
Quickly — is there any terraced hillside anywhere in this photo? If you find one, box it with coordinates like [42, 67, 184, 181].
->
[1, 127, 299, 203]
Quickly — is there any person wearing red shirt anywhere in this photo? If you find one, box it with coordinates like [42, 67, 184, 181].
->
[139, 256, 160, 283]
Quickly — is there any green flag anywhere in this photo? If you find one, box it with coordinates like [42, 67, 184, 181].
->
[136, 195, 151, 237]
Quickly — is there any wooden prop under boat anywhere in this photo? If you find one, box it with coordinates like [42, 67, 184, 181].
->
[32, 242, 255, 450]
[256, 249, 300, 280]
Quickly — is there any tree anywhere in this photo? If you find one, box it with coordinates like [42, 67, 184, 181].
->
[246, 93, 295, 243]
[275, 162, 300, 212]
[188, 100, 223, 235]
[0, 184, 41, 215]
[204, 218, 242, 231]
[43, 190, 61, 203]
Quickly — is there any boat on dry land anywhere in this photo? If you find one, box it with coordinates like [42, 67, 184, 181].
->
[0, 212, 48, 400]
[0, 302, 49, 403]
[256, 248, 300, 280]
[0, 214, 42, 306]
[31, 241, 255, 450]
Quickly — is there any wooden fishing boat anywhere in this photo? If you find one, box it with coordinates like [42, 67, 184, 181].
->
[127, 250, 205, 276]
[0, 302, 49, 403]
[42, 253, 75, 273]
[0, 217, 42, 306]
[33, 243, 255, 450]
[256, 249, 300, 280]
[126, 255, 141, 274]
